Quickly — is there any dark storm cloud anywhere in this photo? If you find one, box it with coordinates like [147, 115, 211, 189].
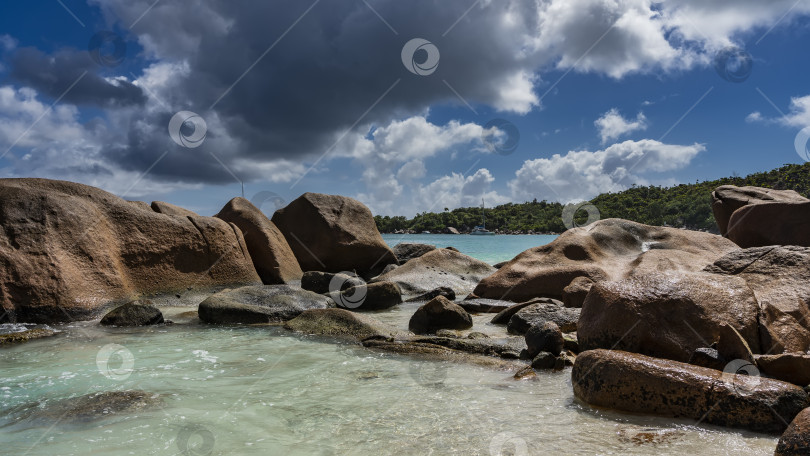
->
[86, 0, 549, 184]
[9, 47, 146, 108]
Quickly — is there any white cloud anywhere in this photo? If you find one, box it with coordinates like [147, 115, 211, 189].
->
[508, 139, 705, 203]
[746, 95, 810, 128]
[745, 111, 764, 123]
[412, 169, 510, 215]
[594, 108, 648, 144]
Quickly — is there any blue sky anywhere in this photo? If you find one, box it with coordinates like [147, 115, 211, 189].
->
[1, 1, 810, 217]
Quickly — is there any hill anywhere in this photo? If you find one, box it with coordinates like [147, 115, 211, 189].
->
[374, 162, 810, 234]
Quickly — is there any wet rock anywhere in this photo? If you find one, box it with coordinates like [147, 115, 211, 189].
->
[563, 334, 579, 353]
[198, 285, 333, 324]
[100, 300, 164, 326]
[756, 354, 810, 387]
[775, 407, 810, 455]
[372, 249, 495, 300]
[0, 327, 56, 344]
[705, 246, 810, 354]
[514, 366, 536, 380]
[330, 281, 402, 311]
[216, 197, 303, 284]
[0, 178, 261, 323]
[11, 391, 161, 425]
[301, 271, 364, 295]
[405, 286, 455, 303]
[408, 335, 526, 359]
[562, 276, 594, 308]
[361, 338, 523, 370]
[467, 331, 489, 340]
[525, 321, 564, 357]
[458, 298, 514, 314]
[284, 308, 396, 341]
[490, 297, 563, 325]
[578, 271, 759, 363]
[473, 219, 737, 302]
[688, 347, 727, 371]
[572, 349, 808, 433]
[711, 185, 807, 236]
[531, 352, 556, 369]
[435, 329, 459, 338]
[507, 302, 579, 335]
[392, 243, 436, 264]
[408, 296, 473, 335]
[271, 192, 397, 276]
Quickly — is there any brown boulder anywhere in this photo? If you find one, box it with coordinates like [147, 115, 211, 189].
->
[408, 296, 473, 335]
[573, 350, 808, 433]
[756, 354, 810, 387]
[727, 202, 810, 248]
[776, 408, 810, 456]
[0, 178, 260, 323]
[270, 193, 396, 276]
[284, 308, 396, 342]
[216, 197, 302, 284]
[373, 248, 495, 299]
[506, 302, 579, 334]
[706, 246, 810, 354]
[562, 276, 593, 308]
[150, 201, 199, 217]
[711, 185, 807, 236]
[473, 219, 737, 302]
[578, 271, 760, 362]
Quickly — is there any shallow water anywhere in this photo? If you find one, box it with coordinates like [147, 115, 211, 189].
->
[381, 233, 558, 264]
[0, 305, 777, 456]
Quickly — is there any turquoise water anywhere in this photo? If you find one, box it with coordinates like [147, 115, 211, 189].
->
[381, 234, 558, 264]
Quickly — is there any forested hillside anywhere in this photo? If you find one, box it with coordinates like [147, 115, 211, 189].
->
[374, 163, 810, 234]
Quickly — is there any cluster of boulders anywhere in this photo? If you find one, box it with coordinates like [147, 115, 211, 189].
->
[6, 178, 810, 452]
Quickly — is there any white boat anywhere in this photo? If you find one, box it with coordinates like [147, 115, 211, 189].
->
[470, 199, 495, 235]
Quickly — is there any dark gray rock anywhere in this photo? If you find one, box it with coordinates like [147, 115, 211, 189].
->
[392, 243, 436, 264]
[525, 321, 564, 357]
[409, 296, 473, 335]
[405, 287, 455, 303]
[531, 352, 556, 369]
[458, 298, 515, 314]
[507, 302, 579, 335]
[490, 297, 563, 325]
[330, 281, 402, 310]
[100, 300, 164, 326]
[301, 271, 363, 294]
[284, 308, 396, 342]
[688, 347, 727, 371]
[198, 285, 334, 324]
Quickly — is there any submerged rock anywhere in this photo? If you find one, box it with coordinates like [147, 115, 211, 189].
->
[10, 391, 161, 425]
[776, 407, 810, 455]
[284, 308, 396, 341]
[408, 296, 473, 335]
[271, 192, 397, 277]
[392, 243, 436, 264]
[473, 219, 737, 303]
[0, 178, 260, 323]
[372, 249, 496, 300]
[0, 327, 56, 344]
[216, 197, 303, 284]
[572, 350, 808, 433]
[198, 285, 333, 324]
[457, 298, 514, 314]
[100, 300, 164, 326]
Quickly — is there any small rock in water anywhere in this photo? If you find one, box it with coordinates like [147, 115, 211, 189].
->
[513, 366, 536, 380]
[10, 391, 161, 426]
[525, 321, 564, 357]
[617, 428, 685, 446]
[0, 327, 56, 344]
[408, 296, 473, 335]
[406, 287, 455, 303]
[531, 352, 556, 369]
[100, 300, 164, 327]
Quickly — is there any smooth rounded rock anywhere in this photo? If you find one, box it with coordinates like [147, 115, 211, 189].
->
[525, 321, 564, 357]
[408, 296, 473, 335]
[198, 285, 333, 324]
[100, 300, 164, 326]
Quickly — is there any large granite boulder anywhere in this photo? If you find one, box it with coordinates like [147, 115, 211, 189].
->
[756, 354, 810, 387]
[578, 271, 760, 363]
[727, 202, 810, 248]
[329, 281, 403, 310]
[705, 246, 810, 354]
[573, 350, 808, 433]
[284, 308, 396, 341]
[0, 178, 260, 324]
[198, 285, 333, 324]
[409, 296, 473, 335]
[711, 185, 808, 236]
[215, 197, 303, 284]
[100, 300, 164, 326]
[776, 408, 810, 455]
[301, 271, 364, 294]
[473, 219, 737, 302]
[271, 193, 397, 276]
[150, 201, 199, 217]
[392, 243, 436, 264]
[372, 248, 496, 299]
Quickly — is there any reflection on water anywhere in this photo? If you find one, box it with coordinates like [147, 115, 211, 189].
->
[0, 307, 777, 456]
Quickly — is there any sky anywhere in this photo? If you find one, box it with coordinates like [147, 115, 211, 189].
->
[1, 0, 810, 217]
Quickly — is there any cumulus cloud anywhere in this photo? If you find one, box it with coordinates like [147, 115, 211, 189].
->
[508, 139, 705, 203]
[746, 95, 810, 128]
[595, 108, 648, 144]
[412, 169, 510, 216]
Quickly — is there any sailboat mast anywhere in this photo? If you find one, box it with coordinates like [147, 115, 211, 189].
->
[481, 198, 485, 228]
